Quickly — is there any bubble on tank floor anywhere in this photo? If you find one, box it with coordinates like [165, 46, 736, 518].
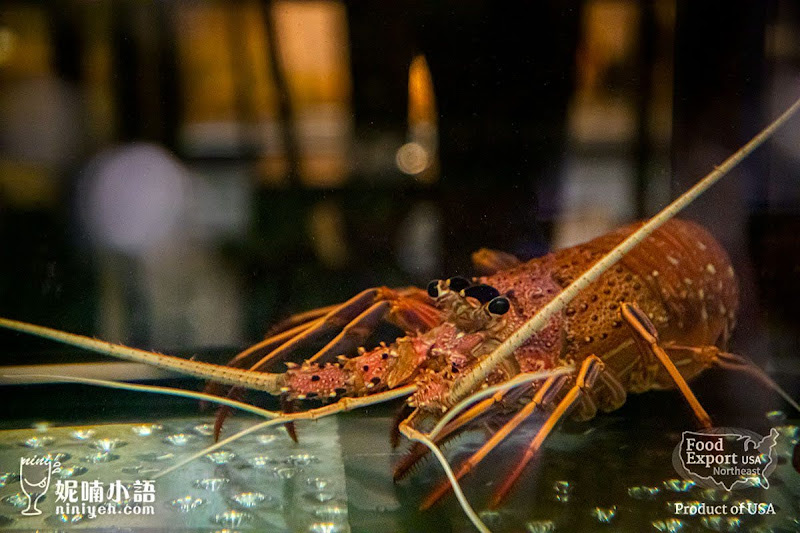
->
[337, 405, 800, 533]
[0, 416, 350, 531]
[1, 406, 799, 532]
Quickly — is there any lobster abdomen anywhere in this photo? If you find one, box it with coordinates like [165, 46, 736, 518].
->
[483, 219, 738, 394]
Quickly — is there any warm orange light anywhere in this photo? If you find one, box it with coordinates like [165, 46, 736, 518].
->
[408, 54, 436, 127]
[401, 54, 438, 182]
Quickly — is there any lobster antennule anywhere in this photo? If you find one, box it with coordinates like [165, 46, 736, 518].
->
[0, 372, 283, 419]
[0, 318, 286, 394]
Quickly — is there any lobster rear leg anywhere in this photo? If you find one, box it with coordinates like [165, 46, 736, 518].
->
[621, 302, 800, 419]
[621, 302, 712, 428]
[667, 345, 800, 413]
[459, 304, 797, 507]
[422, 300, 726, 510]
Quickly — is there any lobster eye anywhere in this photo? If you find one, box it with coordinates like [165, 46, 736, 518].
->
[487, 296, 510, 315]
[447, 276, 471, 292]
[427, 280, 440, 298]
[462, 284, 500, 304]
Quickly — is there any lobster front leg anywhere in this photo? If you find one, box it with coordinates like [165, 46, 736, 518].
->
[394, 386, 518, 483]
[308, 300, 393, 364]
[204, 319, 322, 400]
[265, 304, 339, 336]
[212, 287, 440, 436]
[247, 287, 439, 373]
[419, 373, 569, 510]
[217, 317, 324, 373]
[490, 355, 612, 507]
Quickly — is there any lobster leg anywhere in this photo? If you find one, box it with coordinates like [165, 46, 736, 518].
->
[394, 388, 514, 482]
[221, 318, 324, 372]
[620, 302, 799, 414]
[307, 301, 392, 364]
[265, 304, 338, 336]
[666, 345, 800, 413]
[621, 302, 712, 428]
[206, 318, 325, 436]
[395, 374, 552, 473]
[419, 374, 569, 510]
[203, 319, 323, 401]
[248, 287, 439, 373]
[224, 286, 429, 371]
[221, 288, 435, 393]
[619, 303, 797, 423]
[489, 355, 609, 507]
[213, 288, 440, 437]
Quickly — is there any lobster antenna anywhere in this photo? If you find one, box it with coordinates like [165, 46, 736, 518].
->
[449, 96, 800, 405]
[0, 318, 284, 394]
[153, 384, 418, 479]
[156, 417, 281, 479]
[714, 352, 800, 413]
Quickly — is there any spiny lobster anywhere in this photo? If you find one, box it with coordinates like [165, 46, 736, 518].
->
[1, 97, 799, 532]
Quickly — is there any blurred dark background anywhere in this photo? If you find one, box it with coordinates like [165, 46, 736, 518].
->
[1, 0, 800, 386]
